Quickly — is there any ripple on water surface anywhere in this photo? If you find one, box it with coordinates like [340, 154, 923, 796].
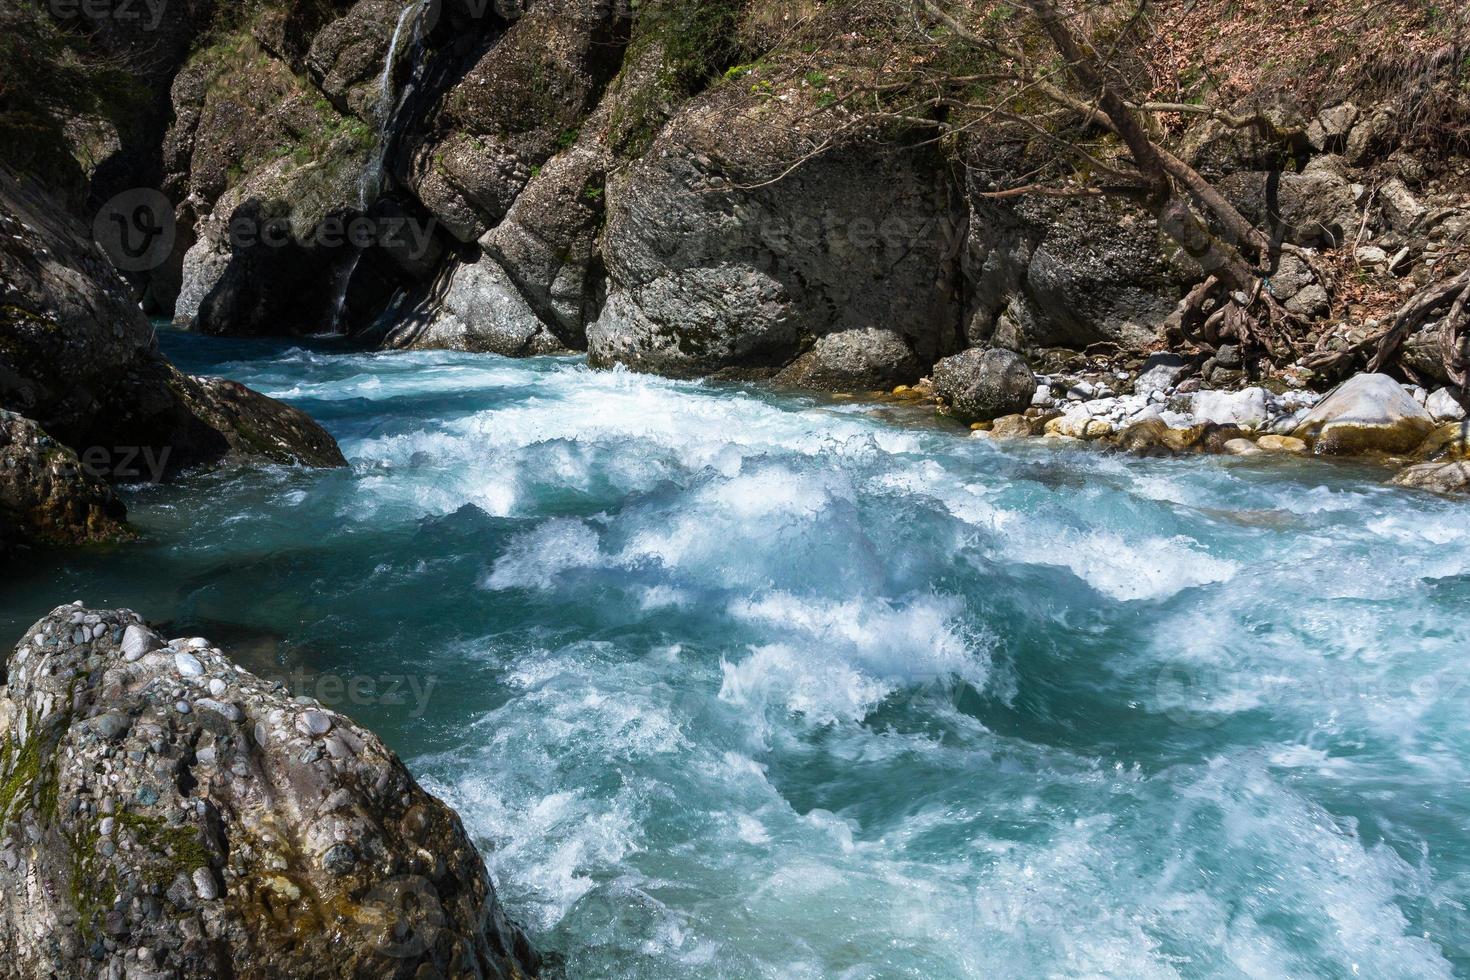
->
[2, 335, 1468, 978]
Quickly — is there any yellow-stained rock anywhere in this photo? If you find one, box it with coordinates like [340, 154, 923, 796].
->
[1223, 438, 1263, 456]
[1292, 373, 1435, 455]
[1256, 434, 1308, 454]
[1413, 421, 1470, 461]
[990, 414, 1039, 438]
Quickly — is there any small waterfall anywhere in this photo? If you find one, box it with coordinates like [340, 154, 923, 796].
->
[343, 0, 428, 332]
[328, 249, 363, 334]
[360, 0, 429, 208]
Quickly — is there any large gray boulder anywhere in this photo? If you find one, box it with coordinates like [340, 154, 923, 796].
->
[775, 328, 923, 391]
[1392, 460, 1470, 494]
[386, 254, 567, 355]
[1293, 373, 1436, 454]
[588, 87, 964, 378]
[0, 605, 542, 979]
[931, 347, 1037, 422]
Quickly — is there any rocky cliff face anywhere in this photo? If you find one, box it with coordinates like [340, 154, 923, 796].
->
[133, 0, 1463, 402]
[0, 604, 542, 979]
[0, 170, 345, 475]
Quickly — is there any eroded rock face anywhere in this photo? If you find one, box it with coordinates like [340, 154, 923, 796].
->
[385, 253, 567, 355]
[963, 187, 1189, 351]
[406, 0, 630, 243]
[0, 413, 132, 556]
[0, 605, 542, 980]
[932, 348, 1037, 423]
[590, 91, 964, 377]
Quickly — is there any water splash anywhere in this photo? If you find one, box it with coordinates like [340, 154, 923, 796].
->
[7, 338, 1469, 978]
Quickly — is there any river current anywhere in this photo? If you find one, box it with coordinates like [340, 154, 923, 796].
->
[2, 330, 1467, 978]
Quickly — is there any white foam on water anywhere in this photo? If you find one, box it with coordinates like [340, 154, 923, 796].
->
[165, 346, 1470, 977]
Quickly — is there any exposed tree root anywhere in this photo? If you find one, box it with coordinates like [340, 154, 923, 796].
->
[1303, 268, 1470, 380]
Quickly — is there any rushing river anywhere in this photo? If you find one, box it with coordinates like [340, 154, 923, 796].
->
[3, 329, 1469, 978]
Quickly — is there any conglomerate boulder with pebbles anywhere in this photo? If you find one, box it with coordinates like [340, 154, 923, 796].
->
[0, 604, 542, 980]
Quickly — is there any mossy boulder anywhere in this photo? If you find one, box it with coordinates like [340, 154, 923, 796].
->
[0, 604, 542, 979]
[0, 412, 133, 559]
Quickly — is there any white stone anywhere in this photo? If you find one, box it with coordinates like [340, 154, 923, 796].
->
[121, 625, 161, 663]
[1426, 388, 1467, 422]
[296, 710, 334, 736]
[1189, 387, 1270, 428]
[192, 868, 219, 901]
[174, 653, 204, 677]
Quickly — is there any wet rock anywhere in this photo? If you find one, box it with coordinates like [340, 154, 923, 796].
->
[932, 349, 1037, 423]
[1223, 438, 1262, 456]
[1256, 435, 1308, 454]
[0, 606, 542, 979]
[1392, 460, 1470, 494]
[1414, 420, 1470, 461]
[775, 329, 922, 391]
[1292, 373, 1436, 454]
[989, 414, 1045, 439]
[0, 412, 132, 557]
[0, 173, 346, 479]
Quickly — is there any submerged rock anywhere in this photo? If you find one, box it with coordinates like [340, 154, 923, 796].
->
[0, 606, 541, 979]
[1292, 373, 1435, 455]
[1392, 460, 1470, 494]
[932, 348, 1037, 423]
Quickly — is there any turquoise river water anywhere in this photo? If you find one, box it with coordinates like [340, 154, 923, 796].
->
[2, 329, 1469, 978]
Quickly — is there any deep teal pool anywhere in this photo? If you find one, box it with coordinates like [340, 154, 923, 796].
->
[3, 329, 1467, 977]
